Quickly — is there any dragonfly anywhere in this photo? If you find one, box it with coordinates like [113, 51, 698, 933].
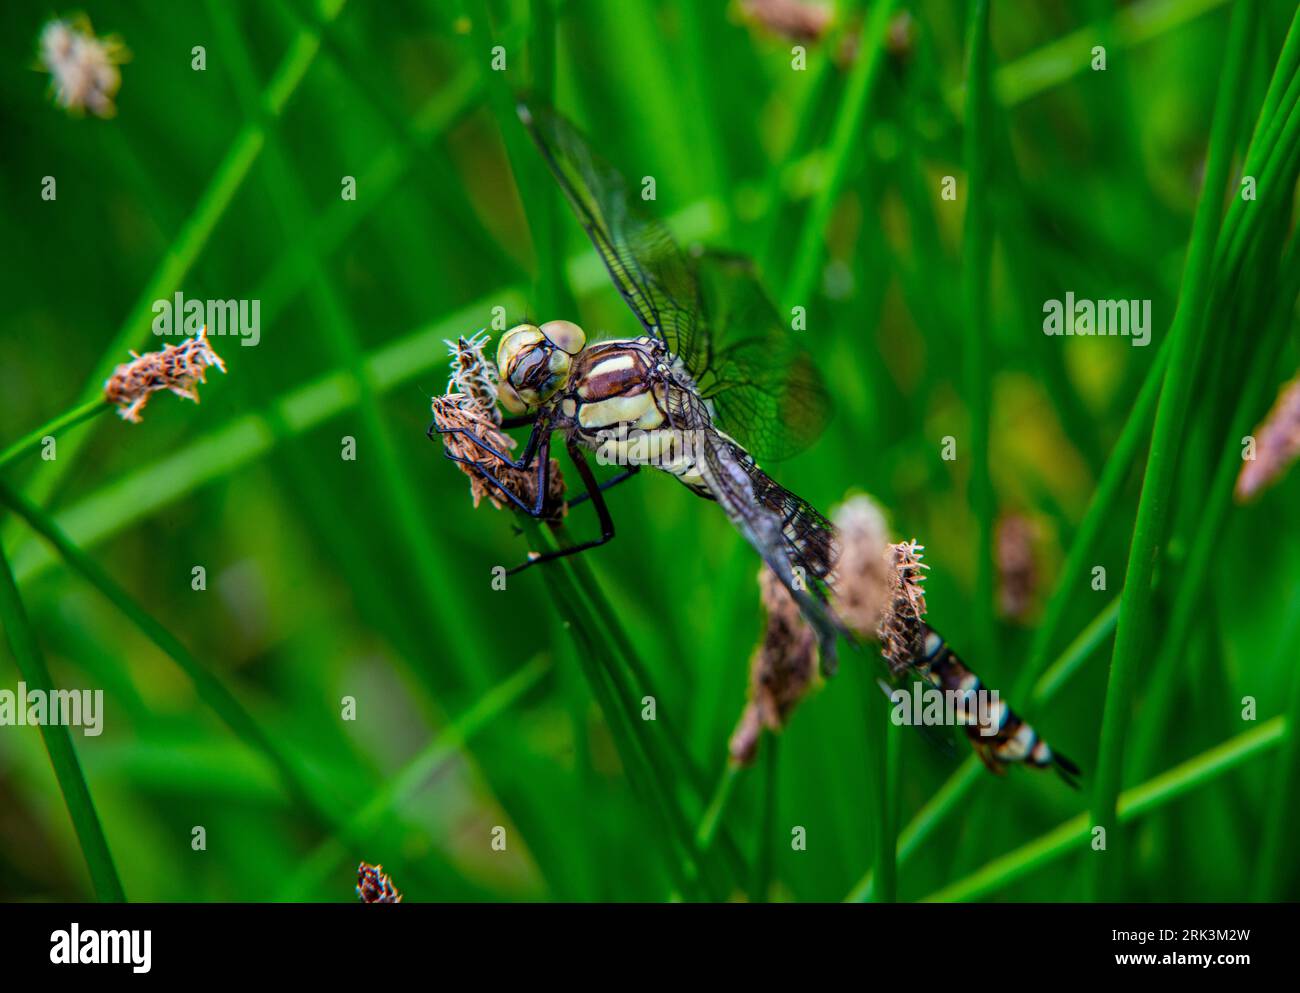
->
[431, 102, 1081, 783]
[432, 101, 847, 669]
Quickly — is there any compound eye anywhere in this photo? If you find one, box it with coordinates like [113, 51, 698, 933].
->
[496, 323, 544, 378]
[513, 345, 552, 388]
[540, 320, 586, 355]
[498, 379, 528, 415]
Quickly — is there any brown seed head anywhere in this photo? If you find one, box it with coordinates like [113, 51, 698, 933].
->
[996, 513, 1038, 623]
[446, 331, 502, 425]
[356, 862, 402, 903]
[38, 16, 128, 119]
[828, 494, 891, 638]
[738, 0, 833, 43]
[1235, 371, 1300, 502]
[729, 566, 820, 764]
[103, 326, 226, 423]
[431, 393, 566, 519]
[877, 540, 929, 677]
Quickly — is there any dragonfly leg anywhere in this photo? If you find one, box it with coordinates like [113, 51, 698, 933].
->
[500, 412, 538, 429]
[566, 464, 640, 509]
[429, 412, 550, 471]
[446, 433, 553, 517]
[507, 440, 616, 574]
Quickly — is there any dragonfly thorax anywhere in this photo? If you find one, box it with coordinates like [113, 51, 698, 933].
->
[496, 320, 587, 414]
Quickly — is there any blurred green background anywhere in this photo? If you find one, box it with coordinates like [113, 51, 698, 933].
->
[1, 0, 1298, 903]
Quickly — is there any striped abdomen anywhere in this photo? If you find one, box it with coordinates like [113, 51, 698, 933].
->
[915, 626, 1080, 786]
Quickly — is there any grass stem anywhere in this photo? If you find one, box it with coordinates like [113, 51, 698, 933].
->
[0, 399, 107, 470]
[1088, 0, 1255, 900]
[0, 537, 125, 902]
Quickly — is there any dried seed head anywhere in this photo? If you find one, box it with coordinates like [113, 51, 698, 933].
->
[738, 0, 833, 43]
[996, 513, 1038, 623]
[430, 393, 566, 519]
[729, 565, 820, 765]
[1235, 371, 1300, 503]
[877, 540, 929, 677]
[103, 326, 226, 423]
[885, 11, 916, 60]
[828, 494, 891, 637]
[446, 331, 502, 425]
[356, 862, 401, 903]
[38, 16, 128, 119]
[838, 10, 914, 69]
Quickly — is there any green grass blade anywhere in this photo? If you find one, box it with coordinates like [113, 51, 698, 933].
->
[282, 654, 551, 899]
[982, 0, 1231, 110]
[13, 0, 349, 521]
[696, 762, 742, 852]
[866, 681, 898, 902]
[783, 0, 898, 309]
[555, 539, 748, 885]
[961, 0, 995, 663]
[520, 521, 713, 899]
[0, 480, 339, 831]
[1253, 598, 1300, 900]
[207, 0, 488, 688]
[1088, 1, 1255, 900]
[924, 718, 1285, 902]
[0, 399, 107, 471]
[1014, 340, 1170, 700]
[0, 536, 125, 902]
[846, 595, 1120, 902]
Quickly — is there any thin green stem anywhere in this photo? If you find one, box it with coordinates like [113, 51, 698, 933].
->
[753, 736, 779, 903]
[1089, 1, 1254, 900]
[924, 718, 1285, 902]
[1014, 338, 1170, 700]
[1031, 596, 1121, 705]
[961, 0, 996, 664]
[281, 655, 551, 899]
[0, 399, 108, 470]
[0, 480, 339, 833]
[207, 0, 487, 690]
[1253, 595, 1300, 900]
[556, 532, 748, 885]
[846, 594, 1120, 902]
[14, 0, 349, 521]
[696, 762, 742, 852]
[0, 537, 124, 902]
[977, 0, 1231, 111]
[1130, 241, 1300, 779]
[520, 520, 713, 899]
[783, 0, 898, 311]
[869, 682, 899, 902]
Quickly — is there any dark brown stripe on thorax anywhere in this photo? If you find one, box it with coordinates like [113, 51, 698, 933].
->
[572, 341, 656, 401]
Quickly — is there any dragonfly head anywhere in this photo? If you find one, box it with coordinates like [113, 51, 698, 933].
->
[496, 321, 586, 414]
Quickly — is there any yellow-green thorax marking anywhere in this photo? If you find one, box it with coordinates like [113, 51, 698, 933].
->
[496, 322, 714, 496]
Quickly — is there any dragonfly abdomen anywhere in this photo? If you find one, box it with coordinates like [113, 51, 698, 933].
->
[917, 626, 1080, 786]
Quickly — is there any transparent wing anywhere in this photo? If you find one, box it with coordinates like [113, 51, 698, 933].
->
[663, 384, 837, 583]
[519, 103, 832, 464]
[692, 250, 834, 462]
[666, 386, 844, 664]
[518, 102, 705, 372]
